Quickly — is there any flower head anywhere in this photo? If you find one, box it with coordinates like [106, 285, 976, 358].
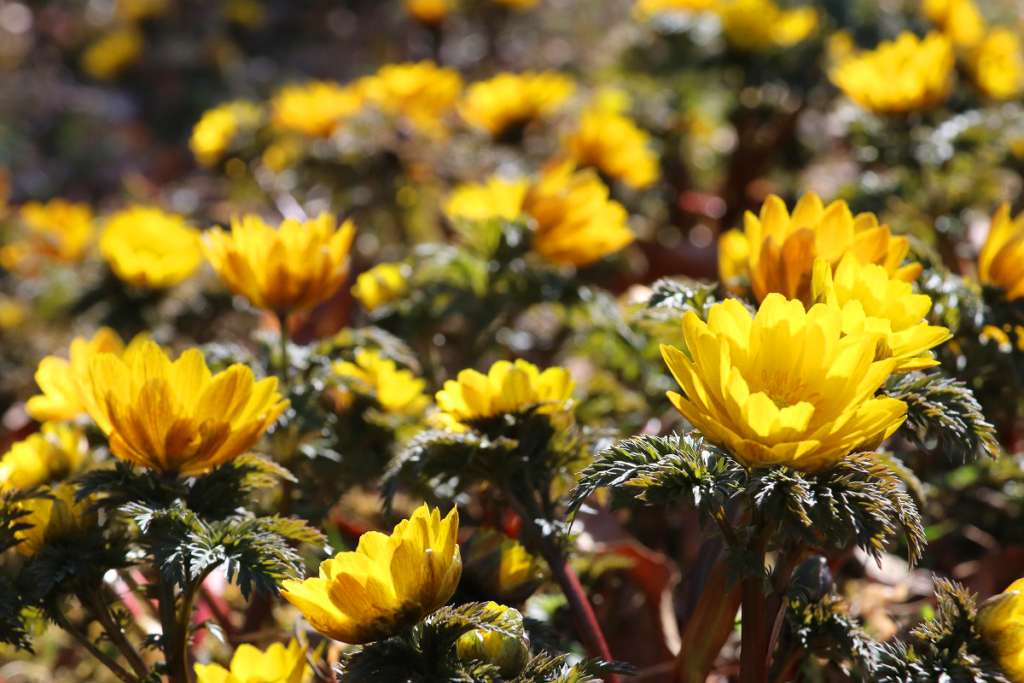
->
[831, 32, 954, 114]
[0, 199, 94, 275]
[403, 0, 454, 24]
[81, 26, 144, 80]
[352, 263, 410, 312]
[661, 295, 907, 471]
[444, 177, 530, 223]
[717, 0, 818, 52]
[455, 603, 531, 678]
[82, 341, 287, 475]
[977, 578, 1024, 683]
[100, 206, 203, 288]
[15, 483, 98, 556]
[812, 255, 951, 373]
[492, 0, 538, 9]
[922, 0, 985, 49]
[459, 71, 575, 139]
[332, 351, 429, 416]
[719, 192, 921, 306]
[969, 28, 1024, 101]
[979, 203, 1024, 301]
[0, 424, 88, 491]
[190, 101, 262, 167]
[462, 530, 545, 603]
[194, 639, 309, 683]
[281, 504, 461, 644]
[564, 108, 660, 189]
[271, 81, 364, 138]
[359, 62, 463, 137]
[634, 0, 715, 17]
[203, 213, 355, 314]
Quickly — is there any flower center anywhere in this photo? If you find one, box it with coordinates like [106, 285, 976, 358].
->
[759, 370, 819, 409]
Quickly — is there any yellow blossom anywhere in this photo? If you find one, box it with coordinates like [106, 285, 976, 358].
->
[281, 504, 461, 644]
[100, 206, 203, 288]
[459, 71, 575, 138]
[403, 0, 454, 24]
[352, 263, 410, 311]
[271, 81, 364, 138]
[190, 101, 262, 167]
[332, 350, 430, 416]
[492, 0, 539, 10]
[922, 0, 985, 49]
[717, 0, 818, 52]
[81, 26, 144, 80]
[203, 213, 355, 314]
[718, 192, 921, 306]
[0, 424, 88, 491]
[978, 202, 1024, 301]
[812, 255, 951, 372]
[462, 530, 545, 603]
[634, 0, 716, 18]
[223, 0, 268, 28]
[456, 603, 530, 678]
[444, 177, 530, 223]
[977, 578, 1024, 683]
[969, 28, 1024, 100]
[117, 0, 170, 22]
[831, 32, 954, 115]
[661, 295, 907, 471]
[0, 199, 94, 274]
[194, 639, 309, 683]
[81, 341, 288, 475]
[359, 62, 464, 137]
[0, 297, 25, 330]
[15, 483, 98, 556]
[564, 108, 660, 189]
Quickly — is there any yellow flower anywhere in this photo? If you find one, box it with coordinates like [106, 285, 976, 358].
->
[359, 62, 464, 137]
[332, 351, 429, 416]
[564, 108, 659, 189]
[444, 177, 530, 223]
[15, 483, 98, 556]
[492, 0, 539, 10]
[203, 213, 355, 314]
[117, 0, 170, 22]
[194, 639, 309, 683]
[455, 603, 530, 678]
[969, 28, 1024, 101]
[81, 341, 288, 475]
[830, 32, 954, 115]
[436, 359, 575, 430]
[190, 101, 262, 167]
[459, 71, 575, 138]
[223, 0, 268, 28]
[0, 424, 87, 491]
[979, 202, 1024, 301]
[462, 530, 545, 603]
[100, 206, 203, 288]
[812, 255, 951, 373]
[716, 0, 818, 52]
[26, 328, 149, 423]
[352, 263, 410, 311]
[718, 192, 921, 306]
[661, 295, 907, 471]
[977, 578, 1024, 683]
[281, 504, 461, 644]
[922, 0, 985, 49]
[81, 26, 144, 80]
[271, 81, 364, 138]
[633, 0, 715, 18]
[0, 297, 25, 330]
[0, 199, 94, 274]
[403, 0, 454, 24]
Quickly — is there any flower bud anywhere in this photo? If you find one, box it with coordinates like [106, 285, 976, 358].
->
[456, 603, 530, 678]
[977, 579, 1024, 682]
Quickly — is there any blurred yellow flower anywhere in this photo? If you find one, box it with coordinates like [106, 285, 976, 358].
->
[462, 529, 545, 603]
[360, 61, 464, 136]
[100, 206, 203, 288]
[922, 0, 985, 49]
[332, 350, 430, 415]
[281, 504, 461, 644]
[456, 603, 530, 677]
[493, 0, 539, 10]
[15, 483, 98, 556]
[969, 28, 1024, 100]
[271, 81, 364, 138]
[403, 0, 454, 24]
[436, 359, 575, 430]
[977, 578, 1024, 683]
[831, 32, 954, 114]
[82, 341, 288, 475]
[979, 202, 1024, 301]
[0, 424, 87, 491]
[81, 26, 144, 80]
[661, 295, 907, 471]
[634, 0, 715, 18]
[0, 297, 25, 330]
[26, 327, 149, 423]
[718, 192, 921, 306]
[190, 100, 262, 167]
[117, 0, 170, 22]
[717, 0, 818, 52]
[444, 177, 530, 223]
[812, 255, 951, 373]
[459, 71, 575, 138]
[203, 213, 355, 314]
[223, 0, 268, 28]
[0, 199, 94, 274]
[194, 639, 309, 683]
[564, 108, 659, 189]
[352, 263, 409, 311]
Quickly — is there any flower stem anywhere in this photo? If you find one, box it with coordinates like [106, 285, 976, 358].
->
[55, 608, 140, 683]
[277, 312, 291, 387]
[79, 589, 150, 681]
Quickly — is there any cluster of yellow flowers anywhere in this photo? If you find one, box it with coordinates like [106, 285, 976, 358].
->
[636, 0, 819, 52]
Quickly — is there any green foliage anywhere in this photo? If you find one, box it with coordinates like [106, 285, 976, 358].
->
[0, 575, 30, 651]
[0, 487, 46, 554]
[641, 278, 734, 322]
[917, 268, 985, 336]
[773, 592, 874, 679]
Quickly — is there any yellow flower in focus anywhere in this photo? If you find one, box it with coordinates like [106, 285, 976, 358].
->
[492, 0, 539, 10]
[718, 192, 921, 306]
[564, 108, 659, 189]
[444, 177, 530, 223]
[922, 0, 985, 49]
[281, 504, 461, 644]
[812, 255, 952, 372]
[979, 202, 1024, 301]
[634, 0, 715, 18]
[403, 0, 454, 24]
[332, 350, 429, 416]
[82, 341, 288, 475]
[271, 81, 364, 138]
[969, 28, 1024, 101]
[117, 0, 170, 22]
[190, 101, 262, 167]
[830, 32, 954, 114]
[462, 529, 545, 603]
[81, 26, 144, 80]
[100, 206, 202, 288]
[0, 199, 94, 274]
[360, 62, 464, 137]
[661, 295, 907, 471]
[436, 359, 575, 430]
[15, 483, 98, 556]
[0, 424, 87, 491]
[716, 0, 818, 52]
[455, 603, 530, 678]
[26, 327, 149, 423]
[459, 71, 575, 138]
[352, 263, 409, 311]
[203, 213, 355, 314]
[977, 578, 1024, 683]
[194, 639, 309, 683]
